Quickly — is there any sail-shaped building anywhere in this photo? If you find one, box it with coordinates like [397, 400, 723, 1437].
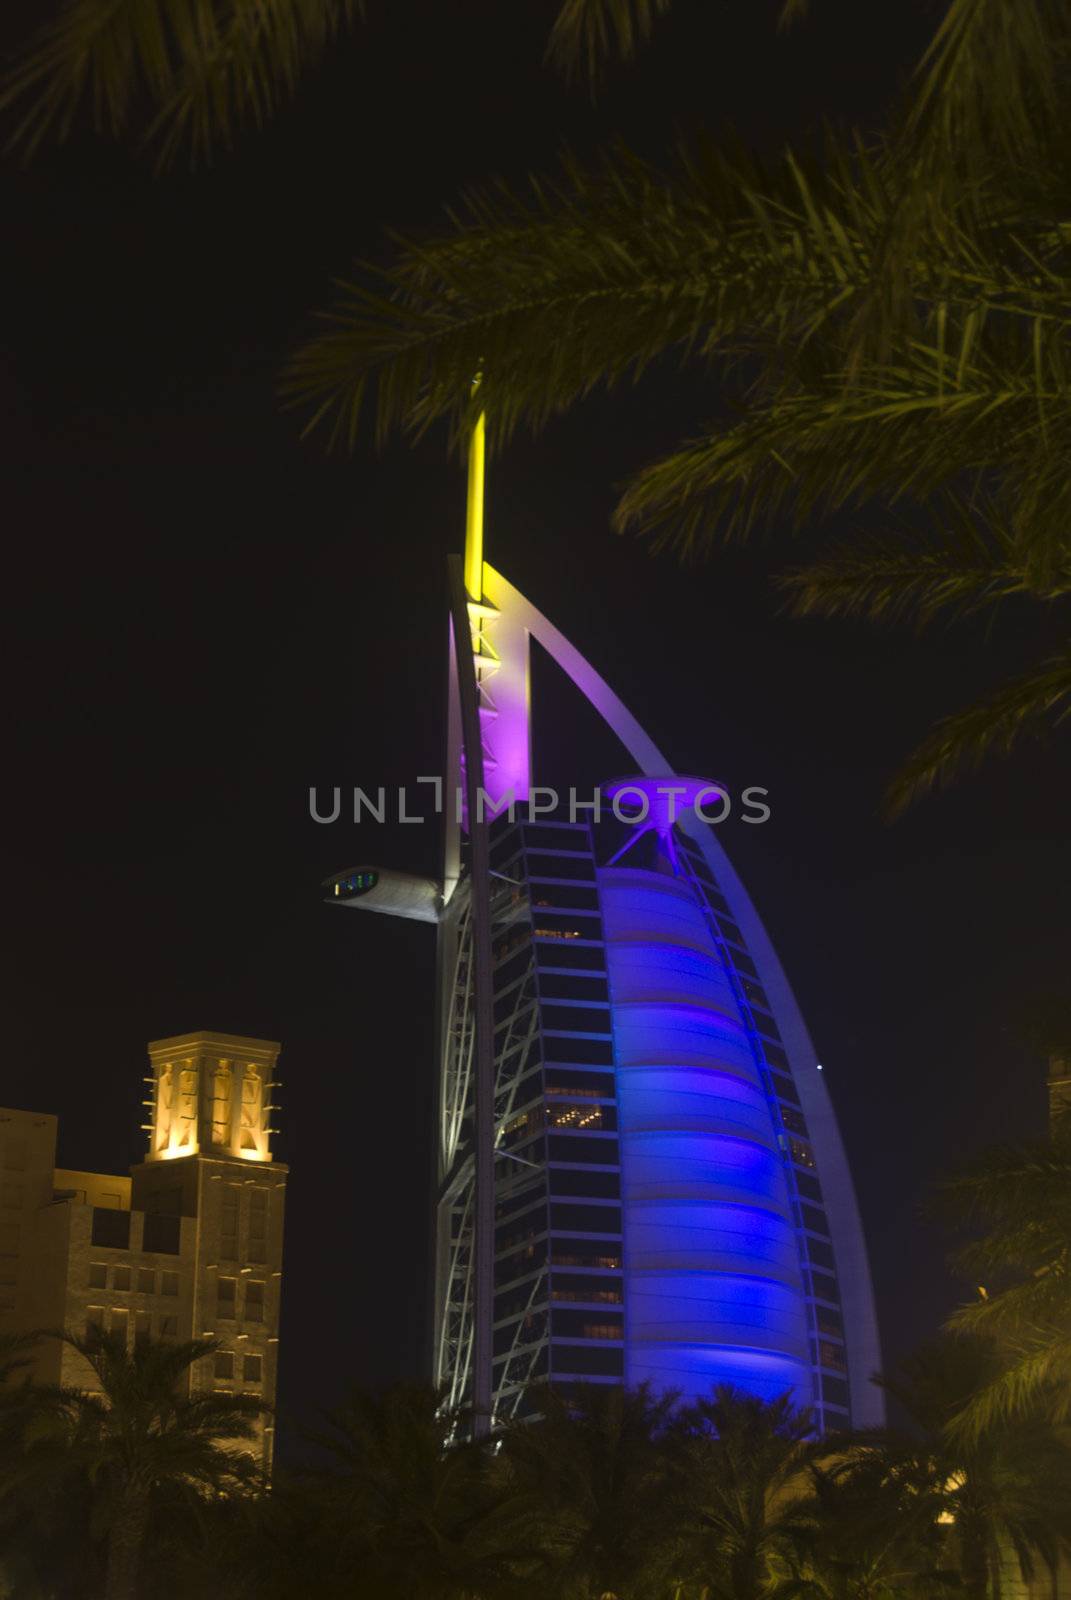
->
[328, 420, 881, 1434]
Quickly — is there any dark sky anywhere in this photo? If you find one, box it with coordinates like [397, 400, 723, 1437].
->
[3, 0, 1068, 1447]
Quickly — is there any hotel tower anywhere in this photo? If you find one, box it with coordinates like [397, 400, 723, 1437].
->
[327, 417, 881, 1435]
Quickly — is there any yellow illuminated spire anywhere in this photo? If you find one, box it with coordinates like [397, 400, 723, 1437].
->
[464, 396, 486, 604]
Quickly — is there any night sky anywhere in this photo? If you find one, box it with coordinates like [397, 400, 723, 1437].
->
[3, 0, 1069, 1447]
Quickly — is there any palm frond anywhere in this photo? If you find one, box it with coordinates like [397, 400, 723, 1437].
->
[884, 648, 1071, 816]
[0, 0, 362, 165]
[902, 0, 1069, 175]
[779, 499, 1071, 629]
[284, 134, 891, 450]
[546, 0, 673, 83]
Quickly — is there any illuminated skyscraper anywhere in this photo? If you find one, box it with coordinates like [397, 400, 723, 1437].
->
[328, 420, 881, 1434]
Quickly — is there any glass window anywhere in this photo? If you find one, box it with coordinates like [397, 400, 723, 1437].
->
[85, 1306, 104, 1334]
[770, 1071, 800, 1106]
[538, 974, 610, 1003]
[214, 1351, 234, 1379]
[808, 1237, 836, 1272]
[547, 1134, 619, 1166]
[529, 885, 600, 912]
[91, 1209, 130, 1250]
[532, 914, 603, 941]
[550, 1243, 621, 1270]
[719, 920, 745, 947]
[524, 853, 596, 881]
[753, 1011, 782, 1043]
[134, 1311, 151, 1347]
[535, 944, 607, 972]
[112, 1266, 131, 1292]
[248, 1189, 268, 1265]
[547, 1104, 616, 1133]
[552, 1307, 624, 1339]
[142, 1213, 180, 1254]
[819, 1340, 847, 1372]
[88, 1263, 107, 1290]
[160, 1271, 179, 1297]
[545, 1068, 615, 1098]
[811, 1270, 840, 1304]
[821, 1374, 849, 1409]
[548, 1168, 620, 1200]
[543, 1036, 614, 1066]
[220, 1187, 239, 1260]
[789, 1137, 816, 1169]
[549, 1275, 622, 1304]
[728, 949, 759, 978]
[137, 1268, 155, 1294]
[110, 1308, 129, 1344]
[550, 1343, 624, 1377]
[802, 1204, 830, 1237]
[781, 1106, 809, 1137]
[522, 825, 589, 850]
[242, 1354, 262, 1383]
[816, 1306, 844, 1338]
[541, 1004, 611, 1035]
[763, 1042, 789, 1071]
[217, 1277, 237, 1317]
[795, 1172, 823, 1204]
[244, 1281, 264, 1322]
[549, 1202, 621, 1234]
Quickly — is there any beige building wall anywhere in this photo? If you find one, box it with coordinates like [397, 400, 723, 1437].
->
[0, 1029, 287, 1475]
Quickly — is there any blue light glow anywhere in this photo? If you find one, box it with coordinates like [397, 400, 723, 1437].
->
[599, 864, 812, 1409]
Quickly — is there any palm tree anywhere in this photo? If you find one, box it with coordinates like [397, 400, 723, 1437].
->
[873, 1336, 1071, 1600]
[23, 1328, 264, 1600]
[6, 0, 1069, 805]
[490, 1380, 682, 1600]
[665, 1386, 825, 1600]
[0, 0, 702, 166]
[302, 1380, 526, 1599]
[273, 0, 1071, 813]
[931, 1112, 1071, 1435]
[779, 1456, 952, 1600]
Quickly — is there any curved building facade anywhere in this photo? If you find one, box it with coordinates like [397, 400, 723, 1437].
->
[328, 452, 882, 1435]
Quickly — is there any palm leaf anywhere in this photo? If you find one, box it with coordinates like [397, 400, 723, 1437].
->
[778, 499, 1071, 629]
[1, 0, 363, 165]
[884, 648, 1071, 816]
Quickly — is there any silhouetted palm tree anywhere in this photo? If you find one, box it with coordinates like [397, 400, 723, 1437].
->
[872, 1336, 1071, 1600]
[932, 1116, 1071, 1434]
[491, 1381, 681, 1600]
[303, 1381, 525, 1599]
[23, 1329, 264, 1600]
[665, 1387, 825, 1600]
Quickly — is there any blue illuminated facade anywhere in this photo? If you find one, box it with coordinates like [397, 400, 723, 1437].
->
[329, 548, 882, 1436]
[431, 797, 880, 1433]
